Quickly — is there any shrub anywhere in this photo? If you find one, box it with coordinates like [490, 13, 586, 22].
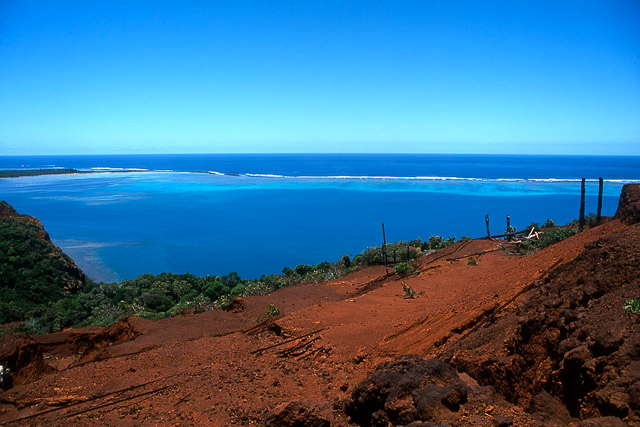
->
[294, 264, 314, 277]
[340, 254, 352, 269]
[518, 240, 535, 253]
[395, 262, 415, 277]
[282, 267, 294, 276]
[202, 280, 227, 301]
[624, 298, 640, 315]
[402, 282, 416, 298]
[535, 227, 579, 249]
[541, 219, 556, 228]
[525, 222, 539, 232]
[467, 257, 477, 266]
[570, 212, 598, 229]
[265, 304, 280, 317]
[230, 283, 247, 297]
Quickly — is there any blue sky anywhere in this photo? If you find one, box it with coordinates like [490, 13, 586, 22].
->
[1, 1, 639, 155]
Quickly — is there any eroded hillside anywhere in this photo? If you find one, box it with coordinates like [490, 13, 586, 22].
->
[1, 185, 639, 426]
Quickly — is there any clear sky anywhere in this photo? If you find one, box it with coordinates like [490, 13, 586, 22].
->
[1, 1, 639, 155]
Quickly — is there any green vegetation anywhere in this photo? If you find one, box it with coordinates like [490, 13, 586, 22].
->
[418, 235, 456, 251]
[512, 226, 579, 255]
[542, 219, 556, 228]
[0, 200, 357, 333]
[2, 200, 592, 336]
[467, 257, 477, 266]
[1, 200, 466, 334]
[0, 201, 85, 326]
[0, 169, 84, 178]
[265, 304, 281, 318]
[570, 212, 598, 230]
[351, 235, 455, 268]
[394, 262, 415, 277]
[524, 222, 540, 233]
[624, 298, 640, 315]
[534, 227, 579, 249]
[402, 282, 416, 298]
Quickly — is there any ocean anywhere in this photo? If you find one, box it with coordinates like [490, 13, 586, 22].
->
[1, 154, 638, 282]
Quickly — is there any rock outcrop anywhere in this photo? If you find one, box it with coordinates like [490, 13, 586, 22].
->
[448, 220, 640, 424]
[615, 183, 640, 225]
[345, 356, 471, 426]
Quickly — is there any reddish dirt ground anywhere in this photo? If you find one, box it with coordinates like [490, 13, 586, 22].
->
[1, 185, 639, 426]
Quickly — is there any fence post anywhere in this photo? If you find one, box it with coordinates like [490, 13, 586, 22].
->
[485, 214, 490, 237]
[579, 178, 586, 231]
[597, 177, 603, 224]
[506, 215, 512, 241]
[382, 223, 388, 274]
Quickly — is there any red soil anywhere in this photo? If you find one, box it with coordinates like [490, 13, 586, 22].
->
[1, 185, 639, 426]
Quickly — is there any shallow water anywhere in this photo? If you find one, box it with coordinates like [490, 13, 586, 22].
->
[1, 154, 638, 282]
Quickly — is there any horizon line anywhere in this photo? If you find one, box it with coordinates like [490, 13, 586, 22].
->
[2, 152, 640, 157]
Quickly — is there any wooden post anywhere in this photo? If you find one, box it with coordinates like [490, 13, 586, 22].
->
[485, 214, 490, 237]
[597, 177, 603, 224]
[506, 215, 511, 241]
[381, 223, 388, 274]
[393, 249, 397, 263]
[407, 244, 410, 261]
[579, 178, 586, 231]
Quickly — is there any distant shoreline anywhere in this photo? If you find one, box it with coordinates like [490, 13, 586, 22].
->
[1, 168, 638, 184]
[0, 168, 236, 178]
[0, 169, 92, 178]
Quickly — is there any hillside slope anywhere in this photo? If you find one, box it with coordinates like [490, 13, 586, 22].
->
[1, 185, 639, 426]
[0, 201, 85, 324]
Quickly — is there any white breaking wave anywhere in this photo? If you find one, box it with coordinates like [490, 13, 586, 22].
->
[73, 167, 639, 184]
[244, 173, 285, 178]
[233, 173, 638, 183]
[90, 167, 149, 172]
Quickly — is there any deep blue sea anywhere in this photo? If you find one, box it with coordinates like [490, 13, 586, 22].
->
[1, 154, 639, 282]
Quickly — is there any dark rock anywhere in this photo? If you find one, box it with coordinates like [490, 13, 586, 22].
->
[492, 415, 513, 426]
[629, 382, 640, 411]
[370, 409, 390, 426]
[591, 325, 625, 357]
[263, 400, 332, 427]
[620, 334, 640, 360]
[414, 383, 467, 420]
[614, 184, 640, 225]
[404, 422, 451, 427]
[0, 365, 13, 391]
[593, 388, 630, 418]
[224, 297, 247, 313]
[345, 355, 468, 426]
[558, 337, 581, 354]
[384, 393, 417, 425]
[577, 416, 629, 427]
[527, 391, 572, 423]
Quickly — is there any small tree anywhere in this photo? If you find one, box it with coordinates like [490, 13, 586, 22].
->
[395, 262, 415, 277]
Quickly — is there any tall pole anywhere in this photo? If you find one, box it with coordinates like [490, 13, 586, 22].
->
[382, 223, 388, 274]
[485, 214, 490, 237]
[506, 215, 511, 241]
[597, 177, 603, 224]
[579, 178, 586, 231]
